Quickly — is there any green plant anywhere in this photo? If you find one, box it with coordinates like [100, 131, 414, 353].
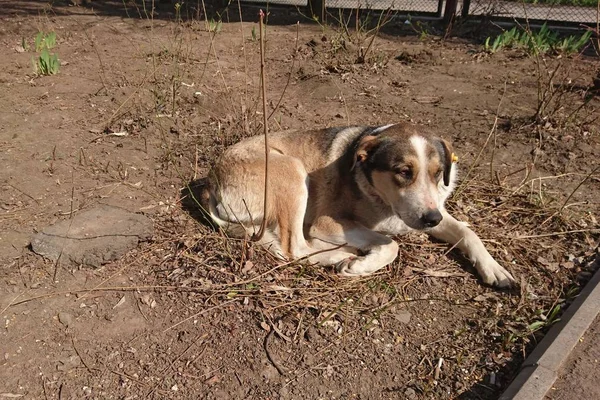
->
[34, 31, 56, 52]
[527, 303, 562, 333]
[32, 31, 60, 75]
[484, 24, 591, 56]
[206, 17, 222, 33]
[35, 49, 60, 76]
[405, 15, 432, 41]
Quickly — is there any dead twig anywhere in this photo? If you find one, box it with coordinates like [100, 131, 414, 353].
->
[164, 299, 238, 332]
[456, 78, 508, 197]
[558, 165, 599, 213]
[253, 9, 270, 242]
[264, 327, 286, 375]
[146, 333, 208, 397]
[514, 228, 599, 239]
[70, 336, 98, 373]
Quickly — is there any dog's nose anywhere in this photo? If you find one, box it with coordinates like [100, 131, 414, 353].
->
[421, 209, 443, 227]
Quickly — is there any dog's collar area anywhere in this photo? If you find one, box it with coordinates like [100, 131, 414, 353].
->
[451, 153, 459, 163]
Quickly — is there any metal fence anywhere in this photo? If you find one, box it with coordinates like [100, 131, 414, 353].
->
[241, 0, 444, 17]
[461, 0, 599, 24]
[239, 0, 598, 25]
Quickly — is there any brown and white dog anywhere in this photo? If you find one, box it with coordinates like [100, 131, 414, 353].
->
[202, 122, 515, 287]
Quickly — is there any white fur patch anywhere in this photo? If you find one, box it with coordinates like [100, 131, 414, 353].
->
[327, 126, 367, 164]
[371, 123, 396, 134]
[409, 135, 428, 174]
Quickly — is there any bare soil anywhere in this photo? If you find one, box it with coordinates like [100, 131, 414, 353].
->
[547, 311, 600, 400]
[1, 2, 599, 399]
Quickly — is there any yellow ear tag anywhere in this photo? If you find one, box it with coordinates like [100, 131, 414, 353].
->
[451, 153, 459, 163]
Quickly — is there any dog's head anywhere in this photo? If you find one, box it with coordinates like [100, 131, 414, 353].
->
[352, 123, 457, 230]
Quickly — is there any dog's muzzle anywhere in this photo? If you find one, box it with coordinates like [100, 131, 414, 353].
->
[420, 209, 443, 228]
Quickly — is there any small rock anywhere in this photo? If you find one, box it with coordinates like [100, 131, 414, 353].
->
[58, 312, 74, 328]
[404, 387, 417, 400]
[395, 311, 412, 324]
[261, 365, 279, 381]
[30, 205, 153, 267]
[561, 261, 575, 269]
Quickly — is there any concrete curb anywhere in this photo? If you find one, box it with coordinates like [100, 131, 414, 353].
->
[500, 256, 600, 400]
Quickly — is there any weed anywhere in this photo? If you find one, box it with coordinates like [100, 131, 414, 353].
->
[297, 7, 394, 65]
[406, 16, 432, 41]
[527, 303, 562, 333]
[21, 37, 29, 51]
[32, 31, 60, 76]
[484, 24, 591, 56]
[34, 31, 56, 52]
[206, 17, 223, 33]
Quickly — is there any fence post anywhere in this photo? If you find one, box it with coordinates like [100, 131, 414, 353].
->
[461, 0, 471, 17]
[308, 0, 326, 23]
[443, 0, 458, 24]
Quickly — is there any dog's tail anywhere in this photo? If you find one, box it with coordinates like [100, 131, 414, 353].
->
[200, 186, 253, 238]
[201, 187, 283, 257]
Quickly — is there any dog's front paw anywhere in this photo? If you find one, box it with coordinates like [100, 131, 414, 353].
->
[335, 256, 368, 276]
[478, 260, 515, 288]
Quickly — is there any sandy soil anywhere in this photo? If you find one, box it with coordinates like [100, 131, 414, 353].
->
[547, 312, 600, 400]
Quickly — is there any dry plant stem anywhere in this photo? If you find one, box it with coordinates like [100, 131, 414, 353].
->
[266, 22, 300, 122]
[514, 228, 599, 239]
[456, 78, 508, 197]
[489, 80, 507, 185]
[264, 328, 286, 375]
[558, 165, 600, 213]
[164, 299, 238, 332]
[360, 8, 388, 62]
[237, 0, 249, 99]
[9, 243, 350, 308]
[0, 292, 26, 315]
[253, 10, 270, 242]
[53, 185, 77, 282]
[146, 333, 208, 397]
[71, 336, 98, 373]
[70, 12, 108, 91]
[104, 62, 166, 128]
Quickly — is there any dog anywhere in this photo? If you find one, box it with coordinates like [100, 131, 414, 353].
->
[201, 122, 515, 288]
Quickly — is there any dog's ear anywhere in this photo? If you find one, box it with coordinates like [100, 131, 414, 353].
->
[352, 135, 378, 170]
[437, 138, 454, 187]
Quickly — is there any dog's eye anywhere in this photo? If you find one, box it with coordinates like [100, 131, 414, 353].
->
[395, 167, 412, 180]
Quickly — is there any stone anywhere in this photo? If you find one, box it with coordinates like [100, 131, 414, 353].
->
[404, 387, 417, 400]
[58, 312, 74, 328]
[395, 311, 412, 325]
[31, 205, 153, 267]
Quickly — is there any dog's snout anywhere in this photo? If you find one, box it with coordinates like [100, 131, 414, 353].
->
[421, 209, 443, 227]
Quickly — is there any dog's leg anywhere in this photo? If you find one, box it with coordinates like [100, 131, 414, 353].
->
[428, 210, 515, 287]
[305, 236, 359, 266]
[209, 153, 311, 259]
[308, 217, 398, 275]
[265, 155, 313, 259]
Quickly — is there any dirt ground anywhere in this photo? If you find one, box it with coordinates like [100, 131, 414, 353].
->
[1, 1, 599, 399]
[547, 312, 600, 400]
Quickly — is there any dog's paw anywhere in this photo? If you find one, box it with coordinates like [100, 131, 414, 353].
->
[478, 261, 515, 288]
[335, 256, 369, 276]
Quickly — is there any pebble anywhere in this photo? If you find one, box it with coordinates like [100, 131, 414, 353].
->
[404, 387, 417, 400]
[395, 311, 412, 324]
[58, 312, 74, 328]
